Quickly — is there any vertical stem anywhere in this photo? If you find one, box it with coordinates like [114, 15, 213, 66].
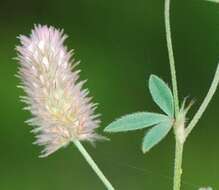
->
[73, 140, 115, 190]
[173, 139, 184, 190]
[164, 0, 183, 190]
[164, 0, 180, 115]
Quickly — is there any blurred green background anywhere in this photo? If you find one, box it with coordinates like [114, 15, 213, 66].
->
[0, 0, 219, 189]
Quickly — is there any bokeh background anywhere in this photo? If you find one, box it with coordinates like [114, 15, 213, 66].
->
[0, 0, 219, 189]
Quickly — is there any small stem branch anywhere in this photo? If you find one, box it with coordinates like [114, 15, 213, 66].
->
[73, 140, 115, 190]
[185, 64, 219, 138]
[164, 0, 180, 115]
[173, 139, 184, 190]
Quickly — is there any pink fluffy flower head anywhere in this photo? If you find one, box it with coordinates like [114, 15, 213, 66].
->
[16, 25, 101, 157]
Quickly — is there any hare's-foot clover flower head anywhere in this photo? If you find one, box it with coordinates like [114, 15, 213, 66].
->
[16, 25, 101, 157]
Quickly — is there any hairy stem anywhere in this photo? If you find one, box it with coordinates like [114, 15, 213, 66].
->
[164, 0, 179, 115]
[173, 139, 183, 190]
[185, 64, 219, 138]
[73, 140, 115, 190]
[173, 139, 184, 190]
[164, 0, 183, 190]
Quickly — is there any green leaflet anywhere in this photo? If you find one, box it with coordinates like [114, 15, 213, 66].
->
[142, 120, 172, 153]
[149, 75, 174, 117]
[104, 112, 169, 133]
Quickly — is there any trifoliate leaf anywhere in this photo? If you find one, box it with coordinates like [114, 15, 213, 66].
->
[142, 120, 172, 153]
[149, 75, 174, 117]
[104, 112, 169, 133]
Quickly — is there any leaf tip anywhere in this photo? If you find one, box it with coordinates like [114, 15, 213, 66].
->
[142, 147, 149, 154]
[149, 74, 157, 83]
[104, 126, 112, 133]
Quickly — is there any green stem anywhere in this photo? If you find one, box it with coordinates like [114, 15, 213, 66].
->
[164, 0, 183, 190]
[185, 64, 219, 138]
[173, 139, 184, 190]
[164, 0, 219, 189]
[164, 0, 179, 115]
[73, 140, 115, 190]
